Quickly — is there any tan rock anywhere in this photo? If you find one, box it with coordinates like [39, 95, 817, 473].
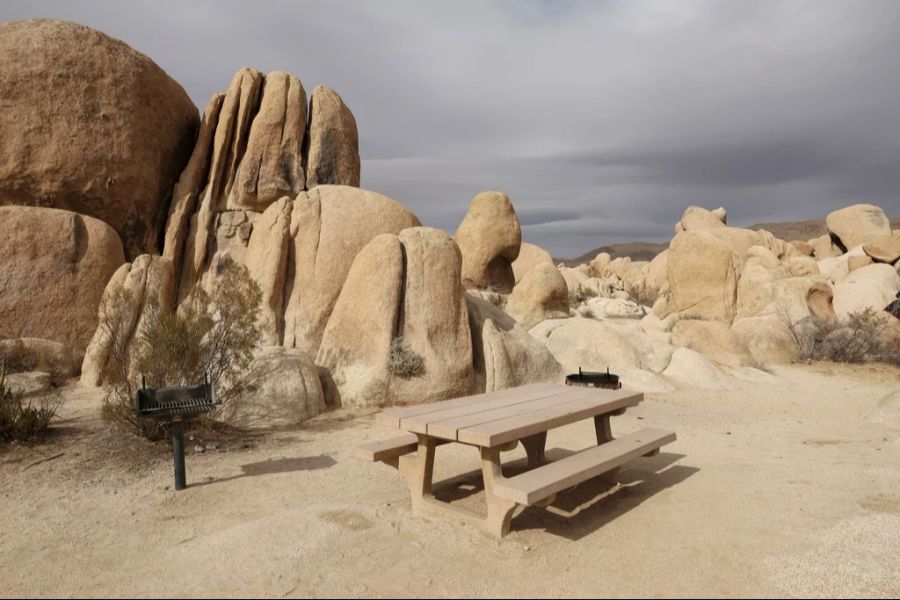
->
[512, 242, 554, 284]
[505, 263, 569, 329]
[222, 346, 324, 429]
[790, 240, 814, 256]
[848, 254, 874, 273]
[662, 347, 728, 389]
[0, 338, 75, 377]
[832, 263, 900, 320]
[671, 319, 753, 368]
[0, 19, 199, 257]
[658, 231, 737, 322]
[529, 317, 642, 374]
[588, 252, 612, 278]
[467, 295, 564, 393]
[826, 203, 891, 249]
[642, 250, 669, 305]
[244, 198, 292, 345]
[283, 186, 422, 353]
[810, 234, 842, 260]
[316, 228, 473, 407]
[786, 256, 819, 278]
[675, 205, 727, 233]
[731, 315, 798, 366]
[455, 191, 522, 292]
[559, 267, 590, 295]
[80, 255, 175, 386]
[0, 206, 125, 363]
[305, 85, 360, 188]
[233, 71, 307, 211]
[863, 233, 900, 264]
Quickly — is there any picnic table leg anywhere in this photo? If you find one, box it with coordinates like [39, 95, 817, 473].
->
[480, 447, 518, 538]
[398, 435, 438, 510]
[520, 431, 547, 468]
[593, 414, 620, 486]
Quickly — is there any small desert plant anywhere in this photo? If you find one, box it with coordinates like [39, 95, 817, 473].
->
[0, 360, 61, 442]
[569, 284, 598, 306]
[101, 258, 262, 439]
[784, 307, 899, 365]
[485, 292, 507, 310]
[387, 337, 425, 378]
[628, 284, 658, 309]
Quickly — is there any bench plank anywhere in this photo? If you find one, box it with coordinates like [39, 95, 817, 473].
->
[426, 386, 609, 441]
[375, 383, 560, 428]
[457, 390, 643, 447]
[492, 428, 676, 506]
[353, 434, 419, 462]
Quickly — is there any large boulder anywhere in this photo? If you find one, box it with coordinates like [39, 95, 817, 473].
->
[0, 19, 199, 257]
[467, 295, 564, 393]
[505, 263, 569, 329]
[863, 233, 900, 265]
[529, 317, 642, 374]
[671, 319, 754, 368]
[512, 242, 554, 284]
[80, 255, 175, 386]
[731, 316, 798, 366]
[831, 263, 900, 320]
[305, 86, 361, 189]
[656, 230, 737, 322]
[662, 348, 728, 389]
[222, 346, 324, 429]
[455, 191, 521, 292]
[0, 206, 125, 363]
[826, 204, 892, 250]
[675, 205, 727, 233]
[316, 228, 473, 407]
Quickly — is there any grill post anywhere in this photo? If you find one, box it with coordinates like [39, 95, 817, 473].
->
[171, 418, 187, 491]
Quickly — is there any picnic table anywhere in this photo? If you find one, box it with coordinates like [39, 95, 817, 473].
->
[355, 382, 676, 538]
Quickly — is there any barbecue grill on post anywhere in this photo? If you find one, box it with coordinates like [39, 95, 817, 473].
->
[135, 376, 218, 491]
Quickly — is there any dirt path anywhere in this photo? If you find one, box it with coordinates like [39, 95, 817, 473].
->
[2, 364, 898, 597]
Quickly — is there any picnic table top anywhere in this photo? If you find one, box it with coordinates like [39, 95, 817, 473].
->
[376, 382, 643, 448]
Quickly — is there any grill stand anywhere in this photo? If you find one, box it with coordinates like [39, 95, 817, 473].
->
[171, 416, 187, 491]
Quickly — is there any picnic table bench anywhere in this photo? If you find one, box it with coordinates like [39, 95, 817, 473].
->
[354, 382, 676, 538]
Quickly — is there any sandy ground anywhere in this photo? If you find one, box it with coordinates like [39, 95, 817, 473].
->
[1, 363, 899, 598]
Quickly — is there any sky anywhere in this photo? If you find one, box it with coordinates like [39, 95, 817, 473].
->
[2, 0, 900, 257]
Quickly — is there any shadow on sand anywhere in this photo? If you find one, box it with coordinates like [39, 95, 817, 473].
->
[432, 449, 698, 540]
[189, 454, 337, 488]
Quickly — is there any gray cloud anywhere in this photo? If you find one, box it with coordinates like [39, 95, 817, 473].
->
[2, 0, 899, 257]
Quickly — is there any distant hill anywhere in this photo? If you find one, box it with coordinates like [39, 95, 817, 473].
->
[556, 241, 669, 266]
[559, 215, 899, 266]
[748, 217, 900, 242]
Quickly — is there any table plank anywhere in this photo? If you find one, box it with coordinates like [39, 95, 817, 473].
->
[457, 389, 643, 447]
[402, 385, 576, 435]
[426, 385, 607, 441]
[375, 382, 559, 428]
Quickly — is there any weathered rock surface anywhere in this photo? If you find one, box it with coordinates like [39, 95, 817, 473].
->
[831, 263, 900, 319]
[529, 318, 643, 374]
[671, 319, 754, 368]
[863, 233, 900, 264]
[467, 295, 564, 393]
[662, 348, 728, 389]
[0, 206, 125, 363]
[305, 86, 360, 188]
[505, 263, 569, 329]
[0, 338, 75, 377]
[731, 316, 798, 366]
[80, 255, 175, 386]
[655, 231, 737, 322]
[512, 242, 554, 284]
[455, 191, 521, 292]
[675, 205, 727, 233]
[580, 297, 646, 319]
[826, 204, 891, 250]
[223, 346, 324, 429]
[316, 228, 473, 407]
[0, 19, 199, 257]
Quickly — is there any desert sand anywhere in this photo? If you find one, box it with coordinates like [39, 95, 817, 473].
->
[1, 363, 898, 598]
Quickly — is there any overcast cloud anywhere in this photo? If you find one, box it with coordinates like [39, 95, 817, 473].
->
[2, 0, 899, 256]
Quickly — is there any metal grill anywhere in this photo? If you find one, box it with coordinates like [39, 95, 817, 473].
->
[565, 367, 622, 390]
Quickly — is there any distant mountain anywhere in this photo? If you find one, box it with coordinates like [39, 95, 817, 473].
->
[556, 241, 669, 266]
[748, 217, 900, 242]
[558, 216, 900, 266]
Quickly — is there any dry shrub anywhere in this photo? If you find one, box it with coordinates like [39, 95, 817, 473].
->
[784, 307, 900, 365]
[569, 284, 598, 306]
[0, 360, 61, 442]
[387, 337, 425, 378]
[101, 258, 262, 439]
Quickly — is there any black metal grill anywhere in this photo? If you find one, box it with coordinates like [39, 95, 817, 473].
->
[565, 367, 622, 390]
[136, 376, 218, 491]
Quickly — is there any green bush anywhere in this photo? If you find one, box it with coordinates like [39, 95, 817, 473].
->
[387, 337, 425, 378]
[0, 361, 61, 442]
[101, 258, 262, 439]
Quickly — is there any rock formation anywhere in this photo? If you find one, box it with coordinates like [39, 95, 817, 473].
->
[0, 19, 199, 257]
[455, 191, 522, 292]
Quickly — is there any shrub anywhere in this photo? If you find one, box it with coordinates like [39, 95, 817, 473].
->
[101, 258, 262, 439]
[569, 284, 598, 306]
[387, 337, 425, 378]
[0, 360, 61, 442]
[784, 307, 900, 366]
[484, 292, 507, 310]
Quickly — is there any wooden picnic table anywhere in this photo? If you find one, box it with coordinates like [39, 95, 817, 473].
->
[355, 382, 676, 538]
